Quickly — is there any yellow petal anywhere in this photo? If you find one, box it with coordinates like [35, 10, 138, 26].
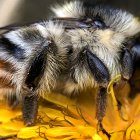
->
[0, 127, 17, 137]
[126, 118, 140, 140]
[92, 134, 103, 140]
[17, 126, 40, 139]
[43, 93, 76, 108]
[2, 121, 24, 131]
[0, 107, 21, 123]
[110, 131, 124, 140]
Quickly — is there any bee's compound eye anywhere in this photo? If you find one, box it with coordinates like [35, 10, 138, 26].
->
[92, 19, 106, 29]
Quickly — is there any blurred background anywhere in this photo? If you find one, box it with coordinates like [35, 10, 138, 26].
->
[0, 0, 140, 27]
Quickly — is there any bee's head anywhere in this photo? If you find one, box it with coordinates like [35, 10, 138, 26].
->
[52, 1, 140, 89]
[52, 1, 140, 35]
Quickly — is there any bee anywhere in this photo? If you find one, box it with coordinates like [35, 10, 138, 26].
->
[0, 0, 140, 137]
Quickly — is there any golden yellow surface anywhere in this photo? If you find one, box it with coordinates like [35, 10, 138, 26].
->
[0, 75, 140, 140]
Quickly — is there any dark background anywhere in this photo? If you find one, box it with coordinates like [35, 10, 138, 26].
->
[0, 0, 140, 24]
[0, 0, 140, 26]
[16, 0, 140, 21]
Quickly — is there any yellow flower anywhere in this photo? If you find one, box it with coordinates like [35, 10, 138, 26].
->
[0, 75, 140, 140]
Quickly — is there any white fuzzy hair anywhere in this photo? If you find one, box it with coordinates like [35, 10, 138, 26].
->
[51, 1, 85, 18]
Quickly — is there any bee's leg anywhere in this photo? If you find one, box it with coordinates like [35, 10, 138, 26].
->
[86, 49, 111, 138]
[22, 89, 38, 126]
[96, 87, 110, 136]
[22, 41, 51, 126]
[121, 48, 134, 80]
[131, 43, 140, 66]
[86, 49, 110, 86]
[129, 43, 140, 97]
[96, 88, 107, 124]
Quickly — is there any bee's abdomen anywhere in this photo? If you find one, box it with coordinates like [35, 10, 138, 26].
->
[0, 37, 26, 61]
